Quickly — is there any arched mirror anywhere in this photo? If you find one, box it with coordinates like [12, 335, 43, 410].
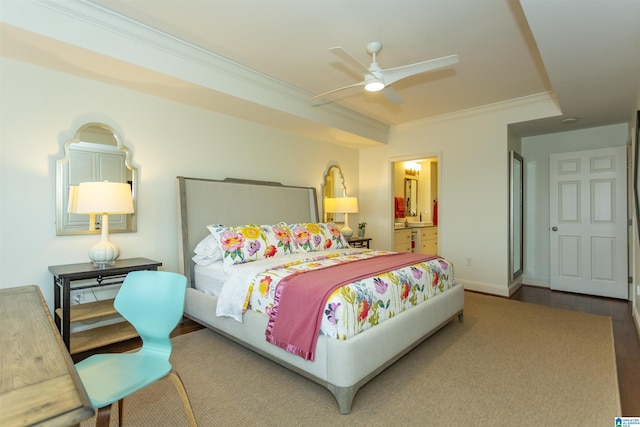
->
[56, 122, 137, 235]
[322, 165, 346, 222]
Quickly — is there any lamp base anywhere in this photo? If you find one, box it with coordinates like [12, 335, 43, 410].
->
[92, 260, 116, 269]
[341, 225, 354, 238]
[88, 239, 120, 269]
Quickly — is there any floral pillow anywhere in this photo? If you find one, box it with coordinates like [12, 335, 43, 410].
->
[207, 222, 297, 269]
[289, 222, 350, 252]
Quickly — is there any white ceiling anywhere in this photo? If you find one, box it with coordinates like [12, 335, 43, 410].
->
[2, 0, 639, 141]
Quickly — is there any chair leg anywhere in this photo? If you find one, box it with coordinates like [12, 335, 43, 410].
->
[95, 405, 112, 427]
[118, 398, 124, 426]
[167, 368, 197, 427]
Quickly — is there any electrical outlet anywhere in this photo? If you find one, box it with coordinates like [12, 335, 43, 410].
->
[466, 257, 473, 267]
[637, 284, 640, 296]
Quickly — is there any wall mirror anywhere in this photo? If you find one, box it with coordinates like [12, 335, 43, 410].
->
[509, 151, 523, 280]
[56, 122, 137, 235]
[404, 178, 418, 217]
[322, 165, 346, 222]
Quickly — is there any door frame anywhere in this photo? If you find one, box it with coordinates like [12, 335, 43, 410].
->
[389, 152, 442, 250]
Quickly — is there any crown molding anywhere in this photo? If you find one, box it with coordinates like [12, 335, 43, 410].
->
[394, 92, 557, 131]
[1, 0, 389, 146]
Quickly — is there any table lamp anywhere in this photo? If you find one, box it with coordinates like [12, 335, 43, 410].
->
[67, 185, 96, 231]
[332, 197, 358, 238]
[324, 197, 336, 222]
[76, 181, 134, 268]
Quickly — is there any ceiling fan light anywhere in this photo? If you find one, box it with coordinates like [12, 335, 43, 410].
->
[364, 80, 384, 92]
[364, 81, 384, 92]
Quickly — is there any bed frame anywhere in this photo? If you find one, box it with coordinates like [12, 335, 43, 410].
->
[177, 176, 464, 414]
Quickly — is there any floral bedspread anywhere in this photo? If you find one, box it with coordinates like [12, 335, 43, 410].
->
[243, 250, 454, 340]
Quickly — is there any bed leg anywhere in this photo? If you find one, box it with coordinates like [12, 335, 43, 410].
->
[326, 384, 358, 415]
[458, 312, 464, 323]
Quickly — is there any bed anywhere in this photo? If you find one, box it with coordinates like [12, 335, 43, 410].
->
[177, 176, 464, 414]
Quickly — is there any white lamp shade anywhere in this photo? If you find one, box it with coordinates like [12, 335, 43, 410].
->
[333, 197, 358, 214]
[76, 181, 134, 214]
[324, 197, 336, 213]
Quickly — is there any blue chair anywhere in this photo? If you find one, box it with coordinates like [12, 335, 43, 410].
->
[75, 271, 197, 427]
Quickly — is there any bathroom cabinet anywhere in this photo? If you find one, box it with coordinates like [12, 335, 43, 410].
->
[394, 228, 412, 252]
[414, 226, 438, 255]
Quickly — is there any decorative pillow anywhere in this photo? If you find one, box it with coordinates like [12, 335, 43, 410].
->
[192, 234, 222, 266]
[322, 222, 351, 249]
[289, 222, 350, 252]
[207, 222, 297, 268]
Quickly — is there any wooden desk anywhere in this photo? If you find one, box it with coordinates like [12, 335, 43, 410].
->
[0, 285, 93, 427]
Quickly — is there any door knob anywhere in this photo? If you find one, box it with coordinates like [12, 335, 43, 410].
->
[551, 226, 558, 231]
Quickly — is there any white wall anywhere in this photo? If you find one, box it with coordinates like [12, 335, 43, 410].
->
[0, 57, 359, 311]
[521, 124, 629, 287]
[359, 96, 560, 296]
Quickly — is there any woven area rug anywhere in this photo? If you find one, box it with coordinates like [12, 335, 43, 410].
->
[81, 292, 621, 426]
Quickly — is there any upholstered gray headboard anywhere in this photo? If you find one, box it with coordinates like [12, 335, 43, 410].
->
[177, 176, 319, 287]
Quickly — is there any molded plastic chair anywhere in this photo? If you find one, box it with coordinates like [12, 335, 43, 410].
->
[75, 271, 197, 427]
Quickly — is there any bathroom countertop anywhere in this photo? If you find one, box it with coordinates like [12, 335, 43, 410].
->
[394, 222, 435, 229]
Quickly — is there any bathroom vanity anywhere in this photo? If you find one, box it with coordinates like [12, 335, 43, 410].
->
[394, 223, 437, 255]
[412, 225, 438, 255]
[394, 227, 412, 252]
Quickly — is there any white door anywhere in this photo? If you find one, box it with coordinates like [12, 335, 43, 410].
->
[549, 146, 628, 299]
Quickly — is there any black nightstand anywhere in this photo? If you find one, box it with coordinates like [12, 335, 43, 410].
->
[49, 257, 162, 353]
[348, 237, 372, 248]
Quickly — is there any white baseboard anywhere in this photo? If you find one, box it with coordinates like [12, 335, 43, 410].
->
[457, 279, 509, 297]
[522, 275, 549, 287]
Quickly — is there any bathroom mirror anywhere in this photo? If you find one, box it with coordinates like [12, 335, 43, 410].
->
[322, 165, 346, 222]
[404, 178, 418, 217]
[509, 151, 523, 280]
[56, 122, 137, 235]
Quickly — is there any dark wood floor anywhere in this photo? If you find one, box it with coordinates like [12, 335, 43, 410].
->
[71, 317, 204, 363]
[511, 285, 640, 417]
[73, 286, 640, 416]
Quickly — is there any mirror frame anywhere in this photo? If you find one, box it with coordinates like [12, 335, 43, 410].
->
[321, 164, 346, 222]
[56, 122, 137, 235]
[509, 151, 524, 280]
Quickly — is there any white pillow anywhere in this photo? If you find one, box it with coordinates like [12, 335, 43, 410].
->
[192, 234, 222, 266]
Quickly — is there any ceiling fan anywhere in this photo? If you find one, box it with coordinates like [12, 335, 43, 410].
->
[312, 41, 458, 104]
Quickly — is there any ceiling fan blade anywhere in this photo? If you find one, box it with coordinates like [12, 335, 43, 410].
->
[381, 54, 459, 86]
[329, 46, 372, 76]
[311, 81, 365, 100]
[381, 86, 404, 105]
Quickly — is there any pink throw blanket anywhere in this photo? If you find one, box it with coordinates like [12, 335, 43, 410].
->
[265, 252, 440, 360]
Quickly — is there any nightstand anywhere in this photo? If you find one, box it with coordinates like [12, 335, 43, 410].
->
[348, 237, 372, 248]
[49, 257, 162, 353]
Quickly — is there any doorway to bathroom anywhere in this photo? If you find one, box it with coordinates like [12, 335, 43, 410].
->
[392, 156, 440, 255]
[392, 157, 439, 225]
